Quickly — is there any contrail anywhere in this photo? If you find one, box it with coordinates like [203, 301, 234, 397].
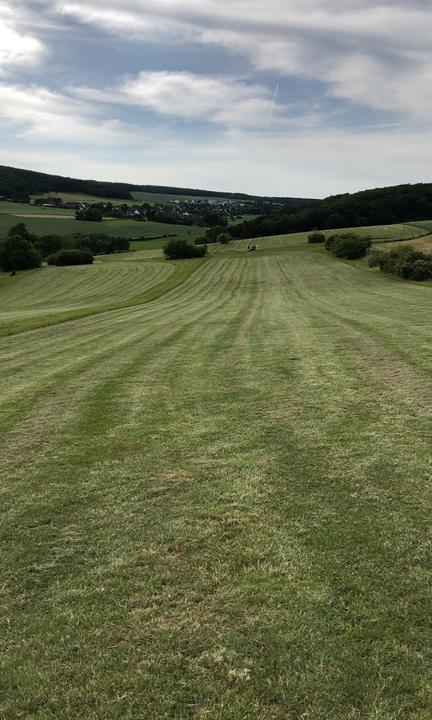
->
[268, 83, 279, 124]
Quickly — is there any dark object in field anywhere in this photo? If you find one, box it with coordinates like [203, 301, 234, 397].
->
[247, 245, 257, 252]
[9, 269, 16, 276]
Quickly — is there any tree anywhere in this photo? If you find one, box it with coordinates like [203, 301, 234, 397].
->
[47, 248, 94, 266]
[217, 232, 232, 245]
[163, 239, 207, 259]
[8, 222, 33, 240]
[0, 235, 41, 271]
[308, 231, 325, 244]
[76, 208, 103, 222]
[326, 233, 371, 260]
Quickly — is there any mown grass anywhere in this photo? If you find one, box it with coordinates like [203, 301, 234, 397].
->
[0, 258, 204, 336]
[0, 231, 431, 718]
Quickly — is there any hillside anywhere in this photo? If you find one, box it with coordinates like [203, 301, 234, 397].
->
[232, 181, 432, 238]
[0, 165, 316, 206]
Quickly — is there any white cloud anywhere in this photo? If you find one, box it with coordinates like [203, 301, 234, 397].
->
[0, 82, 139, 144]
[54, 0, 432, 118]
[74, 71, 282, 128]
[0, 1, 45, 71]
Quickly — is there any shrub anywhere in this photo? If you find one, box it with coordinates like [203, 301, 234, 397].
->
[47, 248, 94, 266]
[163, 239, 207, 260]
[7, 222, 33, 240]
[308, 231, 325, 244]
[34, 234, 63, 258]
[217, 232, 232, 245]
[400, 258, 432, 281]
[76, 208, 103, 222]
[368, 250, 384, 268]
[374, 244, 432, 281]
[0, 235, 41, 271]
[378, 245, 416, 275]
[325, 234, 338, 252]
[326, 233, 371, 259]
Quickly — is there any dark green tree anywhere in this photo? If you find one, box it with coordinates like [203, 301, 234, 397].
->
[0, 235, 42, 271]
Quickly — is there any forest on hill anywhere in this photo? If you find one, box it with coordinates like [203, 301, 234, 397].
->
[0, 165, 313, 205]
[231, 183, 432, 238]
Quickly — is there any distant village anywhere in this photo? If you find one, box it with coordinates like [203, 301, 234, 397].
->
[28, 194, 267, 227]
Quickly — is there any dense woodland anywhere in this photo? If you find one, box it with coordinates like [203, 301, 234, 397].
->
[231, 183, 432, 238]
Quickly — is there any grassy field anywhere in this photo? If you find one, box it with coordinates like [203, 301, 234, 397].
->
[29, 192, 140, 206]
[0, 201, 75, 217]
[0, 211, 203, 240]
[373, 235, 432, 253]
[131, 190, 235, 204]
[129, 227, 204, 251]
[30, 191, 236, 206]
[0, 228, 431, 718]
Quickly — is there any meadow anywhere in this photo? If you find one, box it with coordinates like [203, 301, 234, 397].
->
[0, 227, 431, 719]
[29, 190, 233, 206]
[0, 209, 203, 241]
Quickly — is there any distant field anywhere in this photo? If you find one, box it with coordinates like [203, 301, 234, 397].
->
[374, 234, 432, 253]
[131, 190, 234, 204]
[0, 212, 203, 239]
[29, 192, 139, 205]
[0, 201, 75, 217]
[208, 223, 427, 256]
[337, 223, 421, 242]
[30, 190, 236, 206]
[130, 227, 203, 251]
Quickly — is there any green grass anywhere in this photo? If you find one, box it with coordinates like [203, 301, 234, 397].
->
[30, 192, 140, 205]
[0, 212, 203, 240]
[0, 201, 75, 216]
[131, 190, 235, 204]
[130, 227, 204, 251]
[0, 258, 204, 336]
[0, 228, 431, 718]
[30, 190, 237, 206]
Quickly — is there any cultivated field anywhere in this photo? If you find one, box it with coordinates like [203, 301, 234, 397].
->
[1, 230, 431, 718]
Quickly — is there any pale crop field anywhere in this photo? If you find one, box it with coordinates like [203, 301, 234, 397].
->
[0, 233, 431, 719]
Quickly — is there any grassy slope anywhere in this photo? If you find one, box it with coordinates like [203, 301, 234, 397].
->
[0, 258, 204, 337]
[0, 230, 431, 718]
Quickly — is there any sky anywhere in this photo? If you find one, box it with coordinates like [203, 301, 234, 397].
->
[1, 0, 432, 198]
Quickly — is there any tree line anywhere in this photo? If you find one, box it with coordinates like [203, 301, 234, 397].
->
[0, 223, 131, 272]
[230, 183, 432, 239]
